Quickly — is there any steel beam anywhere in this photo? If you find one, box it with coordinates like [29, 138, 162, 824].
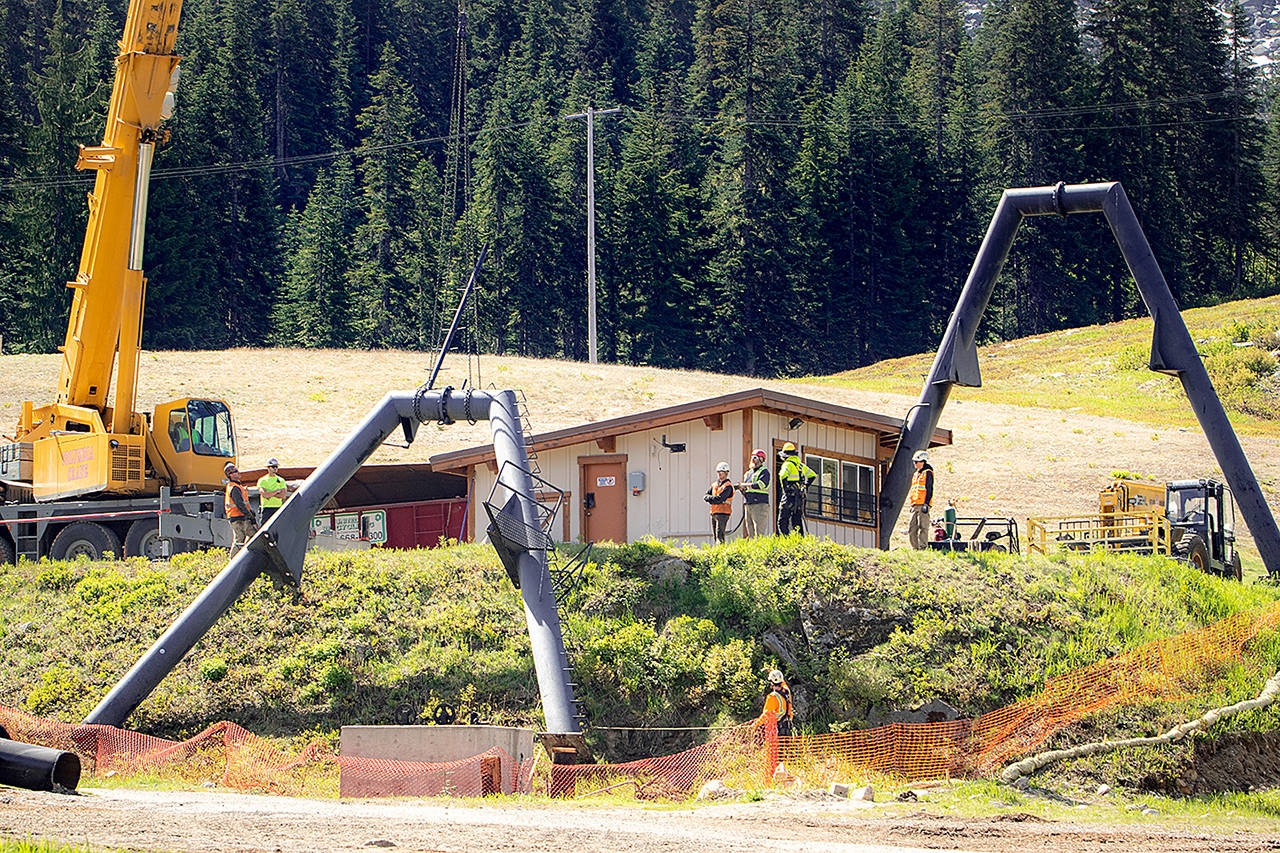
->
[84, 388, 581, 732]
[879, 182, 1280, 576]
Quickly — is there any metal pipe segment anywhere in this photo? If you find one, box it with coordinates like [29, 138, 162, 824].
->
[85, 388, 581, 732]
[879, 182, 1280, 575]
[0, 727, 81, 792]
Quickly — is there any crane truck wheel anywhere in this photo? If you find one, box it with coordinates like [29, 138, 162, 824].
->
[1172, 533, 1210, 573]
[0, 534, 13, 565]
[50, 522, 121, 561]
[124, 519, 166, 560]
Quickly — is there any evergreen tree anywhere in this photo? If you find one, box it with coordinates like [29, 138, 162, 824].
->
[0, 0, 1275, 363]
[610, 108, 701, 364]
[571, 0, 645, 105]
[831, 7, 932, 366]
[349, 44, 425, 347]
[905, 0, 984, 337]
[984, 0, 1092, 335]
[4, 1, 105, 351]
[273, 159, 359, 346]
[794, 0, 864, 92]
[1212, 0, 1265, 298]
[471, 59, 561, 357]
[1082, 0, 1150, 322]
[144, 0, 280, 348]
[695, 0, 805, 374]
[269, 0, 358, 210]
[788, 88, 846, 370]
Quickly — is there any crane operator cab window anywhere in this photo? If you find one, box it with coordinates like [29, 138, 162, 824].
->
[167, 411, 191, 452]
[183, 400, 235, 458]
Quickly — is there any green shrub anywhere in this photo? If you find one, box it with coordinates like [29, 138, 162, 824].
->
[24, 663, 86, 716]
[5, 537, 1278, 754]
[1203, 347, 1279, 420]
[199, 657, 228, 683]
[320, 664, 353, 692]
[34, 562, 79, 590]
[1113, 344, 1148, 371]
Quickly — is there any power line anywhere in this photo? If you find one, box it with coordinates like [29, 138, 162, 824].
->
[1, 90, 1270, 192]
[0, 115, 553, 190]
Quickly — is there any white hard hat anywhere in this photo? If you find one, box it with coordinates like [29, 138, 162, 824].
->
[912, 450, 928, 462]
[267, 458, 279, 467]
[767, 669, 784, 684]
[716, 461, 731, 472]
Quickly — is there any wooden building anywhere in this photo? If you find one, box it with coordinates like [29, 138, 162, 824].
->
[428, 388, 952, 548]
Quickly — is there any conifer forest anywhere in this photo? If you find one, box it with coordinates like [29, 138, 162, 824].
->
[1, 0, 1278, 376]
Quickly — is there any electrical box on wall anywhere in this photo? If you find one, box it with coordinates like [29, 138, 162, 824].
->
[628, 470, 646, 495]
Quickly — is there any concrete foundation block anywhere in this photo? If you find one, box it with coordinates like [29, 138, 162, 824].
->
[339, 725, 536, 797]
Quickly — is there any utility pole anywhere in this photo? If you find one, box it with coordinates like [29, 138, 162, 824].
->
[566, 105, 620, 364]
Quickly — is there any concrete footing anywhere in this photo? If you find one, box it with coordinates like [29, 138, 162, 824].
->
[339, 725, 536, 797]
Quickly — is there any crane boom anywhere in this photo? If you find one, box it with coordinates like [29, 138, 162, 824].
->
[55, 0, 182, 427]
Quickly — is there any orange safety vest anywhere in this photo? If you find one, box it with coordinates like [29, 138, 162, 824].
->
[762, 687, 792, 721]
[225, 482, 250, 518]
[708, 478, 734, 515]
[908, 469, 930, 507]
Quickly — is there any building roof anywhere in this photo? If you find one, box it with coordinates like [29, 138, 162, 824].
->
[238, 462, 465, 508]
[428, 387, 952, 472]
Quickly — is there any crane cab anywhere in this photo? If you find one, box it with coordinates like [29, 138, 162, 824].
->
[23, 397, 236, 501]
[150, 398, 237, 492]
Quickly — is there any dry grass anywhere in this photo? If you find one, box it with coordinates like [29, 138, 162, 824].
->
[815, 296, 1280, 435]
[2, 336, 1278, 566]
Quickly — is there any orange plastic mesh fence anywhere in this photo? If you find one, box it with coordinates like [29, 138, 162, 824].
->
[4, 602, 1277, 800]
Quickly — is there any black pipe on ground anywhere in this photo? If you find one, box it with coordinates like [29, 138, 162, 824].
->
[0, 724, 81, 792]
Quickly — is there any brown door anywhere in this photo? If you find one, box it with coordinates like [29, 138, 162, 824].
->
[580, 457, 627, 543]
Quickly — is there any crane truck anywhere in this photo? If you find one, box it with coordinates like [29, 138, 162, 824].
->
[0, 0, 234, 562]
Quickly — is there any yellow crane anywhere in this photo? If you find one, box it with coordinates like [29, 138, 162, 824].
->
[12, 0, 235, 501]
[0, 0, 236, 561]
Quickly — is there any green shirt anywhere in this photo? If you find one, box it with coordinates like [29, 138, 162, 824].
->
[257, 473, 288, 508]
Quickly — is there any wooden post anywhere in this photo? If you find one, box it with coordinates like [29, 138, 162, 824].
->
[480, 754, 501, 796]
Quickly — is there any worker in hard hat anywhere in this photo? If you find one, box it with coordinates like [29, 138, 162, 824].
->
[754, 669, 794, 737]
[908, 450, 934, 549]
[739, 448, 771, 538]
[224, 463, 257, 557]
[705, 461, 736, 543]
[776, 443, 815, 536]
[256, 458, 289, 523]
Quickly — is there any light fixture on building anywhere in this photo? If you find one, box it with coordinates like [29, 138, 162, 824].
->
[788, 417, 804, 430]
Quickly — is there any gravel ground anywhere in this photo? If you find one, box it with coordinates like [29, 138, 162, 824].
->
[4, 786, 1280, 853]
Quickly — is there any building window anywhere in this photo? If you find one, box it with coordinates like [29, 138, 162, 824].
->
[804, 453, 877, 527]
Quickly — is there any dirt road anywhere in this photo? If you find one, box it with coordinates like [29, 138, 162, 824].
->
[4, 786, 1279, 853]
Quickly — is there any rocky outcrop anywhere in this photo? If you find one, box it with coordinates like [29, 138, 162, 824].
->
[1144, 731, 1280, 796]
[867, 698, 961, 726]
[646, 556, 690, 584]
[800, 595, 911, 659]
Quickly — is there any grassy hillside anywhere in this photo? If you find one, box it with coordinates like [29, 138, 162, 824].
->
[813, 297, 1280, 435]
[4, 541, 1278, 767]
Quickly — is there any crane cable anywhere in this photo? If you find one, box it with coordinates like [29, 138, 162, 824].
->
[436, 0, 482, 390]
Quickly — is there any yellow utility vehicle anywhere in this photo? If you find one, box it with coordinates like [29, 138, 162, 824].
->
[1028, 479, 1242, 580]
[0, 0, 236, 561]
